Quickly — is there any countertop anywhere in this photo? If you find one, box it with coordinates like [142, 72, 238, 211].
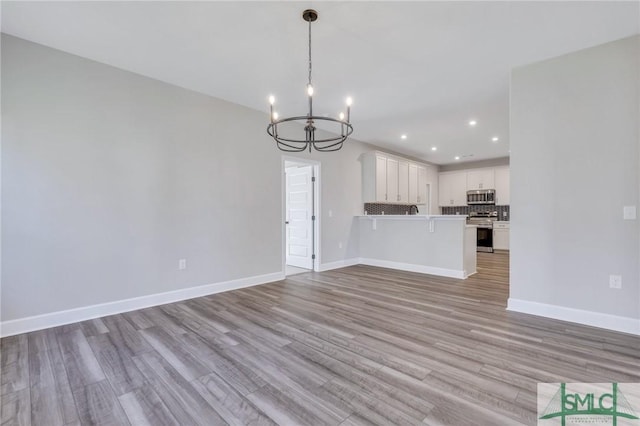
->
[356, 214, 468, 220]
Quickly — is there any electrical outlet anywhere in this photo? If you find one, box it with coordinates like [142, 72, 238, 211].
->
[178, 259, 187, 270]
[609, 275, 622, 289]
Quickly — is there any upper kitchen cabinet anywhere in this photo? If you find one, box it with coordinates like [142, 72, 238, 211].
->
[362, 153, 389, 202]
[398, 160, 409, 203]
[374, 155, 387, 201]
[438, 171, 467, 206]
[408, 164, 428, 204]
[363, 151, 432, 205]
[417, 166, 428, 205]
[466, 169, 495, 190]
[494, 166, 510, 205]
[386, 157, 399, 202]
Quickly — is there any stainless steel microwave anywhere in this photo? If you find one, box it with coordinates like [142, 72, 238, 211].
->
[467, 189, 495, 205]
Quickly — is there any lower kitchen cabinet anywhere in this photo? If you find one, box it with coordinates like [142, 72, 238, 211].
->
[493, 222, 510, 250]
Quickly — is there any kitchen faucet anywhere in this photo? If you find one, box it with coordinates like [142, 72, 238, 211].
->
[409, 205, 419, 215]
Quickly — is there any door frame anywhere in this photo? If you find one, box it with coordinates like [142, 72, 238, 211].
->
[281, 156, 321, 273]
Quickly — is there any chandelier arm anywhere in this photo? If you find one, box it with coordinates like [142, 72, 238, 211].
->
[277, 142, 308, 152]
[314, 137, 348, 150]
[314, 142, 344, 152]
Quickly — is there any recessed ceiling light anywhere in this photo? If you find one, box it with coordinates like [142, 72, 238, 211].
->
[454, 156, 460, 160]
[431, 147, 437, 151]
[468, 120, 477, 127]
[401, 134, 407, 140]
[492, 136, 499, 142]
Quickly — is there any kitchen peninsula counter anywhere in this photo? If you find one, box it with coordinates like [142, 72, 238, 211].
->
[357, 214, 476, 278]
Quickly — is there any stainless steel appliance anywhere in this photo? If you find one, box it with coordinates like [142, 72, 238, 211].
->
[467, 211, 498, 253]
[467, 189, 496, 205]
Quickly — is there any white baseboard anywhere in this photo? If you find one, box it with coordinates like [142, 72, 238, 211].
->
[0, 271, 284, 338]
[507, 298, 640, 336]
[358, 258, 465, 279]
[318, 258, 360, 272]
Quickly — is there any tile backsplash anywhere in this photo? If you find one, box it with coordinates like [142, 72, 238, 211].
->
[364, 203, 421, 215]
[441, 205, 510, 220]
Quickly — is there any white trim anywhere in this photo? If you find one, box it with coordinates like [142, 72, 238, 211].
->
[507, 298, 640, 336]
[0, 271, 284, 338]
[318, 258, 360, 272]
[358, 258, 465, 279]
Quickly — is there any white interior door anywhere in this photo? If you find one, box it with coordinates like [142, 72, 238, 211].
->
[286, 165, 313, 269]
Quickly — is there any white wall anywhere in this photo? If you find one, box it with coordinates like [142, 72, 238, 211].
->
[510, 36, 640, 330]
[1, 35, 376, 326]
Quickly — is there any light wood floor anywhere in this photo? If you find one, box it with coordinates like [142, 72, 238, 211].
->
[2, 252, 639, 425]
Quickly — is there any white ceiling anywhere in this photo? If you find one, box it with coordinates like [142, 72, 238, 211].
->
[2, 1, 638, 164]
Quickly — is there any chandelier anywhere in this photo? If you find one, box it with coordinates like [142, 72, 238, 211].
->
[267, 9, 353, 152]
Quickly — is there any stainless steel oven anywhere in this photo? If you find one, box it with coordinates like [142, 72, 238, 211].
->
[467, 211, 498, 253]
[475, 225, 493, 253]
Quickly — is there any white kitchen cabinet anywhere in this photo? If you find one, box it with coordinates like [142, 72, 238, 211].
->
[408, 164, 419, 204]
[494, 167, 510, 205]
[438, 172, 467, 206]
[417, 166, 428, 205]
[408, 165, 429, 205]
[398, 161, 409, 203]
[363, 152, 434, 205]
[374, 155, 387, 201]
[361, 153, 389, 202]
[467, 169, 495, 190]
[493, 222, 510, 250]
[386, 158, 399, 203]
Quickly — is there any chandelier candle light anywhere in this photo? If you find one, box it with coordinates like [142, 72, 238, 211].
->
[267, 9, 354, 152]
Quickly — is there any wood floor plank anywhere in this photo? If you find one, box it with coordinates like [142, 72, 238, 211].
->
[1, 334, 29, 395]
[72, 379, 130, 426]
[100, 314, 153, 356]
[79, 318, 109, 338]
[118, 384, 180, 426]
[139, 327, 210, 382]
[174, 332, 267, 396]
[27, 329, 80, 425]
[245, 384, 328, 426]
[87, 333, 148, 396]
[57, 329, 106, 391]
[132, 350, 227, 425]
[288, 341, 433, 420]
[1, 388, 31, 426]
[191, 373, 276, 426]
